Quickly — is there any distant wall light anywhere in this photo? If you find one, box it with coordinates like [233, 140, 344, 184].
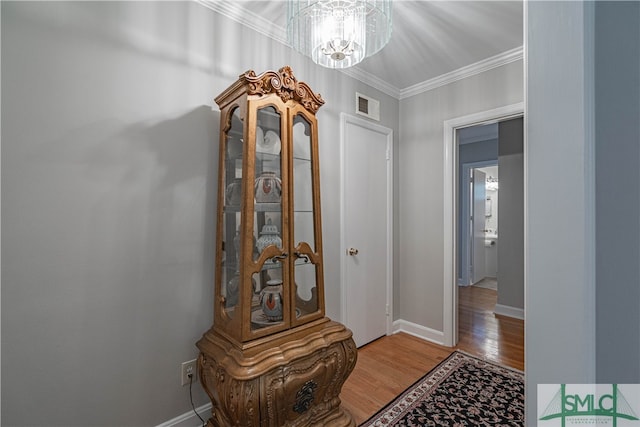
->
[486, 176, 499, 191]
[287, 0, 392, 69]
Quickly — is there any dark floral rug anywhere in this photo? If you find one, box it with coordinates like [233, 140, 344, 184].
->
[360, 351, 524, 426]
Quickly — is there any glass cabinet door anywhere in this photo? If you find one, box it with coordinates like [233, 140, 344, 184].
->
[291, 113, 321, 320]
[212, 67, 329, 345]
[220, 106, 244, 321]
[250, 105, 288, 333]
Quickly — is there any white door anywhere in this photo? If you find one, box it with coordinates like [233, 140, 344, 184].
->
[341, 114, 393, 348]
[472, 169, 486, 284]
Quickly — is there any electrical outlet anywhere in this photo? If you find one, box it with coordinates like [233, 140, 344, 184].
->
[181, 359, 197, 386]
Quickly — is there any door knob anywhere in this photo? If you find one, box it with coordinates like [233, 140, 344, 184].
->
[347, 248, 359, 256]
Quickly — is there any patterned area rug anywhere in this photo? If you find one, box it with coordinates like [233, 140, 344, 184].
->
[360, 351, 524, 426]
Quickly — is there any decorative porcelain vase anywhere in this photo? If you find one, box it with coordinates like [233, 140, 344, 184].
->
[260, 280, 283, 321]
[256, 221, 282, 254]
[225, 178, 243, 207]
[254, 171, 282, 203]
[257, 130, 281, 155]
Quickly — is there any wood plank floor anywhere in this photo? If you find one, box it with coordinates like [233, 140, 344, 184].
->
[340, 285, 524, 424]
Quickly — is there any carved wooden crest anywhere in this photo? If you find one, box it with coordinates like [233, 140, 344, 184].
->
[240, 66, 325, 114]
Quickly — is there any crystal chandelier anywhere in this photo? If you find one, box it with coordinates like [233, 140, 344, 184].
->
[287, 0, 392, 69]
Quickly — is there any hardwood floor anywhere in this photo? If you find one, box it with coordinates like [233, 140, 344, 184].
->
[458, 284, 524, 371]
[340, 286, 524, 424]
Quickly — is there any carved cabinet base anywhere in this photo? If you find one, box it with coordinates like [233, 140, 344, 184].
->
[197, 319, 357, 427]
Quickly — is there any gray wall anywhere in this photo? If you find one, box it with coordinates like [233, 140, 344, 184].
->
[0, 2, 400, 425]
[526, 1, 597, 424]
[527, 3, 640, 422]
[496, 118, 523, 310]
[398, 61, 523, 331]
[594, 0, 640, 383]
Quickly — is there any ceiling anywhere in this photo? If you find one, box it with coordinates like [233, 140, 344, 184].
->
[198, 1, 523, 98]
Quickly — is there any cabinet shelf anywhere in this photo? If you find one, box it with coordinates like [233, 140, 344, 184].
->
[255, 203, 282, 212]
[226, 155, 281, 170]
[224, 203, 282, 213]
[256, 152, 281, 162]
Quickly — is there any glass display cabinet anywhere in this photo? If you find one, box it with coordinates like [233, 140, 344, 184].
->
[197, 67, 356, 427]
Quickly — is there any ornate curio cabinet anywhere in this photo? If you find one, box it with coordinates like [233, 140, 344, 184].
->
[197, 67, 356, 427]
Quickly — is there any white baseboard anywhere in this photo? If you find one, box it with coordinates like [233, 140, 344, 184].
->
[494, 304, 525, 320]
[393, 319, 445, 346]
[156, 403, 211, 427]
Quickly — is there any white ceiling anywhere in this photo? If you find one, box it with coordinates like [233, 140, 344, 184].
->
[198, 1, 523, 98]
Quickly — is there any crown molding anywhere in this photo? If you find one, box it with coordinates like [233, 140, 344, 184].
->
[340, 67, 402, 99]
[195, 1, 522, 101]
[195, 0, 288, 45]
[399, 46, 523, 99]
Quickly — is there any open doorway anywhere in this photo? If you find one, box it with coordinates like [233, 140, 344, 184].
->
[454, 117, 523, 366]
[442, 103, 524, 348]
[474, 165, 499, 289]
[457, 123, 499, 287]
[457, 119, 523, 307]
[461, 164, 499, 289]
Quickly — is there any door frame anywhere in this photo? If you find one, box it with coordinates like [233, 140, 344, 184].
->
[339, 113, 394, 338]
[460, 160, 497, 287]
[443, 102, 524, 346]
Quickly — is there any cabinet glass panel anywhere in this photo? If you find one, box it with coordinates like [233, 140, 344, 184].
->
[252, 105, 284, 330]
[222, 107, 244, 318]
[292, 114, 319, 315]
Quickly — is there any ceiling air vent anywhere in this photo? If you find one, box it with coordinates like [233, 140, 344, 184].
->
[355, 92, 380, 121]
